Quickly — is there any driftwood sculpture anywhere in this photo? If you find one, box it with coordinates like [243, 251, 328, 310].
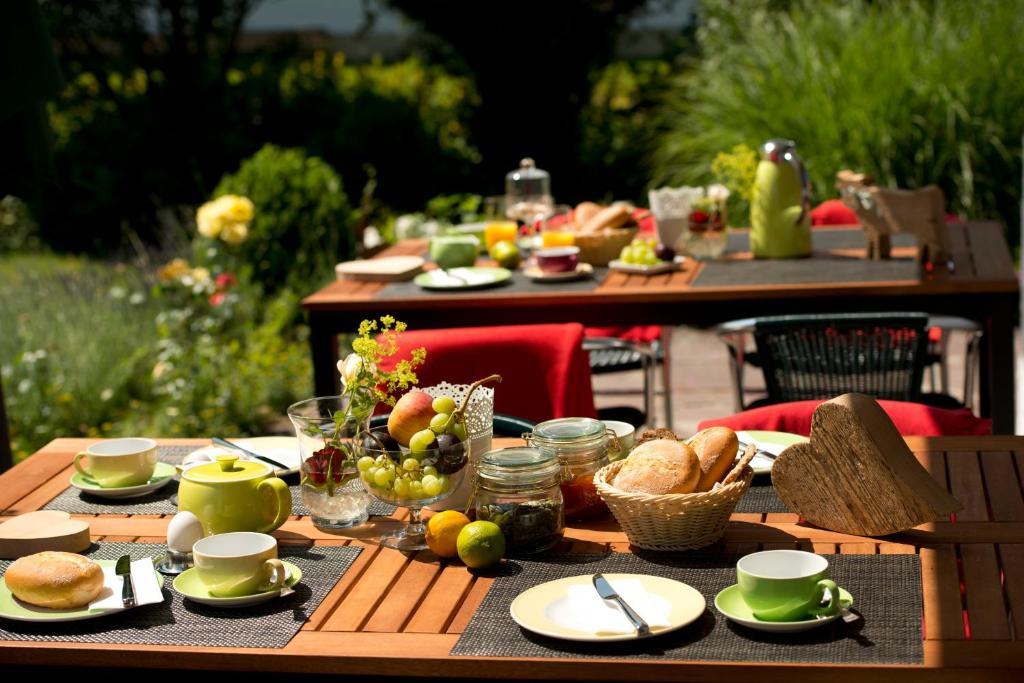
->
[836, 170, 950, 263]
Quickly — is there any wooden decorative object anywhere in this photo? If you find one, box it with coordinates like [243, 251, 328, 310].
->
[0, 511, 91, 559]
[835, 170, 950, 263]
[335, 255, 425, 282]
[771, 393, 962, 536]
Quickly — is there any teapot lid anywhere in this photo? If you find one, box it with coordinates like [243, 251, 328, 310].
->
[183, 454, 270, 483]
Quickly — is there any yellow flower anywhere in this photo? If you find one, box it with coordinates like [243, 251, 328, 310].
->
[158, 258, 190, 282]
[190, 267, 211, 283]
[220, 221, 249, 246]
[196, 201, 224, 239]
[218, 195, 254, 223]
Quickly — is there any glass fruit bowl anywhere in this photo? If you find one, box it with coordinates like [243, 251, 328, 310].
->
[356, 428, 470, 550]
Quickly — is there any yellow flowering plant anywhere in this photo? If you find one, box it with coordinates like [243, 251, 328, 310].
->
[196, 194, 254, 245]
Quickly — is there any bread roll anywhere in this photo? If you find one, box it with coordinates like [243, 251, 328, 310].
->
[689, 426, 739, 492]
[636, 428, 679, 446]
[613, 439, 701, 495]
[4, 551, 104, 609]
[580, 204, 632, 234]
[574, 202, 602, 228]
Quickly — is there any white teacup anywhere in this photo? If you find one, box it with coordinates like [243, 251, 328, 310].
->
[73, 438, 157, 488]
[193, 532, 286, 598]
[602, 421, 636, 462]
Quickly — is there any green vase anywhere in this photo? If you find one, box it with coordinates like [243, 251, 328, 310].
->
[750, 140, 812, 259]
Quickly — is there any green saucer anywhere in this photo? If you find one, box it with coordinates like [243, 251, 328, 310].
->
[414, 267, 511, 291]
[714, 584, 854, 633]
[70, 462, 177, 499]
[173, 561, 303, 608]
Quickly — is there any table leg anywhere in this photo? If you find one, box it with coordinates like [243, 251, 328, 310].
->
[309, 314, 341, 397]
[979, 307, 1016, 434]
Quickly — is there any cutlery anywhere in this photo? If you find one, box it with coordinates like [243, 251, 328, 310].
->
[592, 573, 650, 636]
[737, 441, 777, 461]
[212, 437, 288, 471]
[116, 554, 136, 608]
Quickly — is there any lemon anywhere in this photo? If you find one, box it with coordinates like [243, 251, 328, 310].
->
[489, 240, 521, 269]
[425, 510, 471, 558]
[456, 520, 506, 569]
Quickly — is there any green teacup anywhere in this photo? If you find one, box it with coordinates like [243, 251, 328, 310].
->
[193, 532, 286, 598]
[73, 437, 158, 488]
[430, 235, 480, 269]
[736, 550, 840, 622]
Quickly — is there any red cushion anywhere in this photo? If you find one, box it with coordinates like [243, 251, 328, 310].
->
[376, 323, 596, 423]
[810, 200, 858, 226]
[697, 400, 991, 437]
[585, 325, 662, 344]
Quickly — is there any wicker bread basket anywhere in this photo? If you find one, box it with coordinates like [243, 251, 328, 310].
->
[575, 227, 637, 266]
[594, 459, 753, 551]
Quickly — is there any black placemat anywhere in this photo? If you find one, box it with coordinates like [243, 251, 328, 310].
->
[452, 552, 922, 665]
[0, 542, 361, 648]
[733, 477, 788, 514]
[44, 445, 395, 518]
[725, 228, 918, 253]
[375, 266, 608, 299]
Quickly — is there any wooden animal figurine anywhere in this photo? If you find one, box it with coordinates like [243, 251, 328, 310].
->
[771, 393, 962, 536]
[835, 170, 950, 263]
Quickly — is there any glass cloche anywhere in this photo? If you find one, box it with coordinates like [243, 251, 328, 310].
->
[505, 158, 553, 224]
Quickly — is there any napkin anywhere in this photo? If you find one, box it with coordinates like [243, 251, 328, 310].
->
[90, 557, 164, 610]
[550, 578, 672, 635]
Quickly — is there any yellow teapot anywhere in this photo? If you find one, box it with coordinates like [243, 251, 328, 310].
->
[178, 455, 291, 535]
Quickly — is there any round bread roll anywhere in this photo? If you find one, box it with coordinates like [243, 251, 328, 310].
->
[689, 426, 740, 492]
[574, 201, 603, 228]
[4, 551, 104, 609]
[612, 439, 701, 495]
[580, 204, 632, 234]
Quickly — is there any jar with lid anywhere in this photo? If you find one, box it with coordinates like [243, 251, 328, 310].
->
[505, 157, 553, 225]
[527, 417, 609, 521]
[474, 447, 564, 555]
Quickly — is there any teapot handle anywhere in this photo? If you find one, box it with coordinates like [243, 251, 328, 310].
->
[256, 477, 292, 533]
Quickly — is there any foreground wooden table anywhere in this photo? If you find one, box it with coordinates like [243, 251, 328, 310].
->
[304, 223, 1019, 432]
[1, 436, 1023, 680]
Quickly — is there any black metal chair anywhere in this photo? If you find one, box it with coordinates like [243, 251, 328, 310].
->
[585, 331, 673, 430]
[718, 313, 965, 410]
[370, 413, 535, 438]
[0, 378, 11, 472]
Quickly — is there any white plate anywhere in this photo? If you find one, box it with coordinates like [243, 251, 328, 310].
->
[735, 430, 809, 475]
[184, 437, 301, 477]
[608, 255, 685, 275]
[510, 573, 706, 642]
[524, 262, 594, 282]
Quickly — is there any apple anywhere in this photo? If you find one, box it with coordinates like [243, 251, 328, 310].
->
[387, 390, 436, 446]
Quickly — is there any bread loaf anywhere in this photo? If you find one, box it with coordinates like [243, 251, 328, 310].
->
[689, 427, 740, 492]
[612, 439, 700, 495]
[574, 202, 603, 228]
[4, 551, 104, 609]
[579, 204, 632, 234]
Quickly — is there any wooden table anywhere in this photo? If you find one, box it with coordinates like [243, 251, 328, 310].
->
[304, 223, 1019, 432]
[1, 436, 1023, 680]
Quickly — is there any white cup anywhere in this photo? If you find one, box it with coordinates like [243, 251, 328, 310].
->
[73, 438, 157, 488]
[603, 420, 637, 462]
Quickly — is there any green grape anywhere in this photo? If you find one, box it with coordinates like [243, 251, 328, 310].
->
[429, 412, 451, 434]
[436, 474, 450, 493]
[422, 478, 442, 497]
[431, 396, 456, 414]
[408, 480, 424, 498]
[422, 465, 438, 477]
[409, 428, 436, 452]
[402, 457, 420, 472]
[420, 474, 438, 491]
[451, 421, 468, 442]
[393, 477, 410, 498]
[356, 456, 374, 472]
[374, 467, 395, 487]
[365, 466, 379, 482]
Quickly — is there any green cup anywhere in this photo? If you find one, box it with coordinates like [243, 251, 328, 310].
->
[193, 532, 286, 598]
[429, 235, 479, 269]
[736, 550, 840, 622]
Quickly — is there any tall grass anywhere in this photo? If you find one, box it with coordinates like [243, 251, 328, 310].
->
[653, 0, 1024, 242]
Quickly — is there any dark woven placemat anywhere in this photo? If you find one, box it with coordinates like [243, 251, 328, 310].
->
[0, 542, 361, 648]
[451, 552, 922, 665]
[725, 228, 918, 253]
[733, 477, 788, 514]
[375, 266, 608, 299]
[44, 445, 395, 518]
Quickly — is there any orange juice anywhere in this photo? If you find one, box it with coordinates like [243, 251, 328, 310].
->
[541, 230, 576, 248]
[484, 221, 519, 251]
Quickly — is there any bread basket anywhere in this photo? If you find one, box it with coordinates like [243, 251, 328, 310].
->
[575, 227, 637, 266]
[594, 459, 753, 551]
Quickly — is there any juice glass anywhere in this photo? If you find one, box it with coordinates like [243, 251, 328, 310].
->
[540, 205, 576, 248]
[484, 221, 519, 251]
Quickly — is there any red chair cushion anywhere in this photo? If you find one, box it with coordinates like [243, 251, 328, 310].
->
[376, 323, 596, 423]
[584, 325, 662, 344]
[697, 400, 991, 437]
[810, 200, 858, 226]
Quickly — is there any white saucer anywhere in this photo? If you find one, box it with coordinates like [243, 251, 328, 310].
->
[524, 262, 594, 282]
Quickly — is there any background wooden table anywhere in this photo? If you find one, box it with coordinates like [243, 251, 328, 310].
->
[303, 223, 1019, 433]
[1, 436, 1023, 680]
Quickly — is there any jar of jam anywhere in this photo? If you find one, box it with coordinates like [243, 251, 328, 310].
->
[528, 417, 609, 521]
[475, 447, 564, 555]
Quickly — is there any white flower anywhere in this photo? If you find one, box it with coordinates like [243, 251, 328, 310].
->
[707, 183, 731, 202]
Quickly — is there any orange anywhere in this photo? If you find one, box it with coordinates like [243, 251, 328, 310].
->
[425, 510, 471, 558]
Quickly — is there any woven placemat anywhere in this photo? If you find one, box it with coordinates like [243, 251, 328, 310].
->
[725, 228, 918, 253]
[44, 445, 395, 518]
[733, 478, 788, 514]
[452, 552, 922, 665]
[0, 542, 361, 648]
[375, 266, 608, 299]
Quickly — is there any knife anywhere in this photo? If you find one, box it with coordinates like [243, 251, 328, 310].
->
[592, 574, 650, 636]
[212, 437, 289, 471]
[737, 440, 778, 461]
[115, 555, 136, 608]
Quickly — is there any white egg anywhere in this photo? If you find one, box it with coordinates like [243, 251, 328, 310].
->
[167, 510, 205, 553]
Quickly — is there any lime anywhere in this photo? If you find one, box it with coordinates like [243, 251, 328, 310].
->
[489, 240, 521, 269]
[426, 510, 471, 558]
[456, 520, 506, 569]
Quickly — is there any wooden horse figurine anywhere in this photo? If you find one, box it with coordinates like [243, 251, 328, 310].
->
[835, 170, 950, 263]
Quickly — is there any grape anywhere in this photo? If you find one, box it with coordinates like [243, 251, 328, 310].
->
[429, 412, 451, 434]
[436, 474, 451, 493]
[451, 421, 468, 442]
[420, 474, 438, 491]
[356, 456, 374, 472]
[409, 429, 436, 452]
[365, 466, 379, 481]
[422, 478, 442, 497]
[422, 465, 438, 477]
[431, 396, 456, 414]
[408, 480, 424, 498]
[373, 467, 394, 487]
[393, 478, 410, 498]
[655, 244, 675, 262]
[402, 457, 420, 472]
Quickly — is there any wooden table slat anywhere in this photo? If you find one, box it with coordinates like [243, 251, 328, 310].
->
[980, 452, 1024, 521]
[960, 544, 1011, 640]
[948, 452, 989, 521]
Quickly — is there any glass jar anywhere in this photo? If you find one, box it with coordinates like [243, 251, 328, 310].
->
[528, 417, 609, 521]
[475, 447, 564, 555]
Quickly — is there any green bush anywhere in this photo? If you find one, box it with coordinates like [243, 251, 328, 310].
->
[208, 145, 354, 294]
[0, 197, 43, 252]
[653, 0, 1024, 238]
